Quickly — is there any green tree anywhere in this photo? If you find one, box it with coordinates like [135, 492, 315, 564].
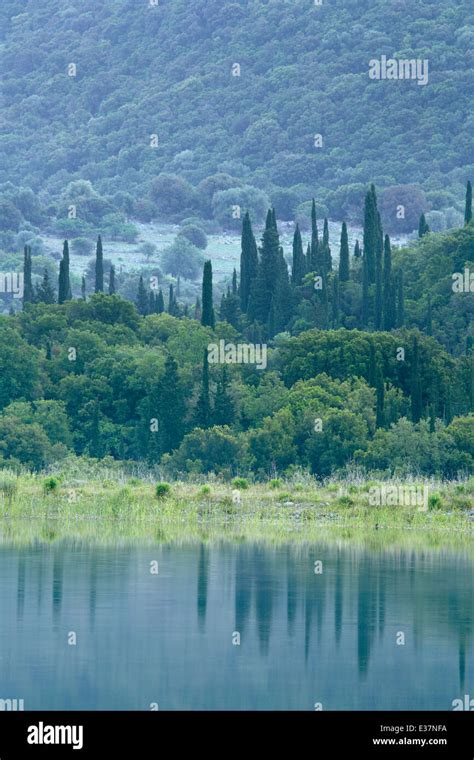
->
[201, 260, 215, 328]
[291, 223, 305, 285]
[465, 181, 472, 225]
[195, 348, 211, 428]
[58, 240, 72, 304]
[158, 354, 186, 453]
[418, 213, 430, 238]
[108, 265, 116, 295]
[36, 268, 56, 304]
[136, 275, 149, 316]
[23, 245, 34, 305]
[95, 235, 104, 293]
[338, 222, 350, 282]
[411, 336, 423, 423]
[240, 211, 259, 313]
[382, 235, 395, 330]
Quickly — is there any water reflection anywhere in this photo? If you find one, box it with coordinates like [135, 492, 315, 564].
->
[0, 540, 471, 710]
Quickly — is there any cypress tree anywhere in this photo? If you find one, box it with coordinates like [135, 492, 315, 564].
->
[382, 234, 394, 330]
[396, 269, 405, 327]
[137, 275, 149, 315]
[157, 288, 165, 314]
[176, 275, 181, 298]
[411, 336, 423, 423]
[363, 185, 378, 283]
[95, 235, 104, 293]
[213, 366, 234, 426]
[305, 242, 311, 273]
[23, 245, 34, 305]
[291, 223, 305, 285]
[465, 181, 472, 225]
[81, 276, 86, 301]
[248, 209, 285, 330]
[309, 198, 319, 271]
[148, 291, 156, 314]
[158, 354, 186, 453]
[46, 341, 52, 361]
[418, 213, 430, 238]
[168, 284, 175, 316]
[195, 348, 211, 428]
[108, 265, 116, 295]
[338, 222, 350, 282]
[239, 212, 258, 313]
[232, 268, 238, 296]
[36, 268, 56, 304]
[201, 260, 215, 328]
[58, 240, 72, 304]
[354, 240, 361, 259]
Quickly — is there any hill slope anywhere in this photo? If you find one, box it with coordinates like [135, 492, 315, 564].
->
[1, 0, 473, 221]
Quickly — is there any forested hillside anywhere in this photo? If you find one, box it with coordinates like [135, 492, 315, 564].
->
[1, 0, 473, 234]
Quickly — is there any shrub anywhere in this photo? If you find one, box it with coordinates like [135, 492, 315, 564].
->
[232, 477, 249, 490]
[269, 478, 282, 489]
[155, 482, 171, 499]
[428, 492, 443, 510]
[43, 476, 59, 494]
[199, 485, 212, 495]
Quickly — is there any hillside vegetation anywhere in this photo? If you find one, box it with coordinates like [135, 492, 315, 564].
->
[1, 0, 473, 235]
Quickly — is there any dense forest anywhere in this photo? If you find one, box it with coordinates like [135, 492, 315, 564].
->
[0, 0, 473, 241]
[0, 184, 472, 477]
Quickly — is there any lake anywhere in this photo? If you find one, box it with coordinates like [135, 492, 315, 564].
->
[0, 539, 472, 710]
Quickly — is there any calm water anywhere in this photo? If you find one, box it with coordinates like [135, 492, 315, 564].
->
[0, 540, 472, 710]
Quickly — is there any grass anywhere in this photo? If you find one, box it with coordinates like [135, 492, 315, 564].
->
[0, 469, 472, 549]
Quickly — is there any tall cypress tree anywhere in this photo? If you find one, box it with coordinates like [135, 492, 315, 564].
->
[201, 260, 215, 328]
[195, 348, 211, 428]
[418, 213, 430, 238]
[95, 235, 104, 293]
[354, 240, 361, 259]
[309, 198, 319, 271]
[194, 296, 202, 322]
[149, 291, 156, 315]
[168, 284, 176, 316]
[465, 181, 472, 225]
[239, 212, 258, 313]
[338, 222, 350, 282]
[157, 288, 165, 314]
[23, 245, 34, 305]
[368, 342, 376, 387]
[58, 240, 72, 304]
[363, 185, 378, 283]
[213, 366, 234, 426]
[232, 268, 238, 295]
[137, 275, 149, 315]
[81, 276, 86, 301]
[411, 336, 423, 423]
[291, 223, 305, 285]
[108, 265, 116, 295]
[158, 354, 186, 453]
[248, 209, 281, 327]
[382, 234, 394, 330]
[396, 269, 405, 328]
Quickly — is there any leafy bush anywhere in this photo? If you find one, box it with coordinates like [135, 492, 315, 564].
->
[43, 476, 59, 494]
[232, 477, 249, 490]
[155, 482, 171, 499]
